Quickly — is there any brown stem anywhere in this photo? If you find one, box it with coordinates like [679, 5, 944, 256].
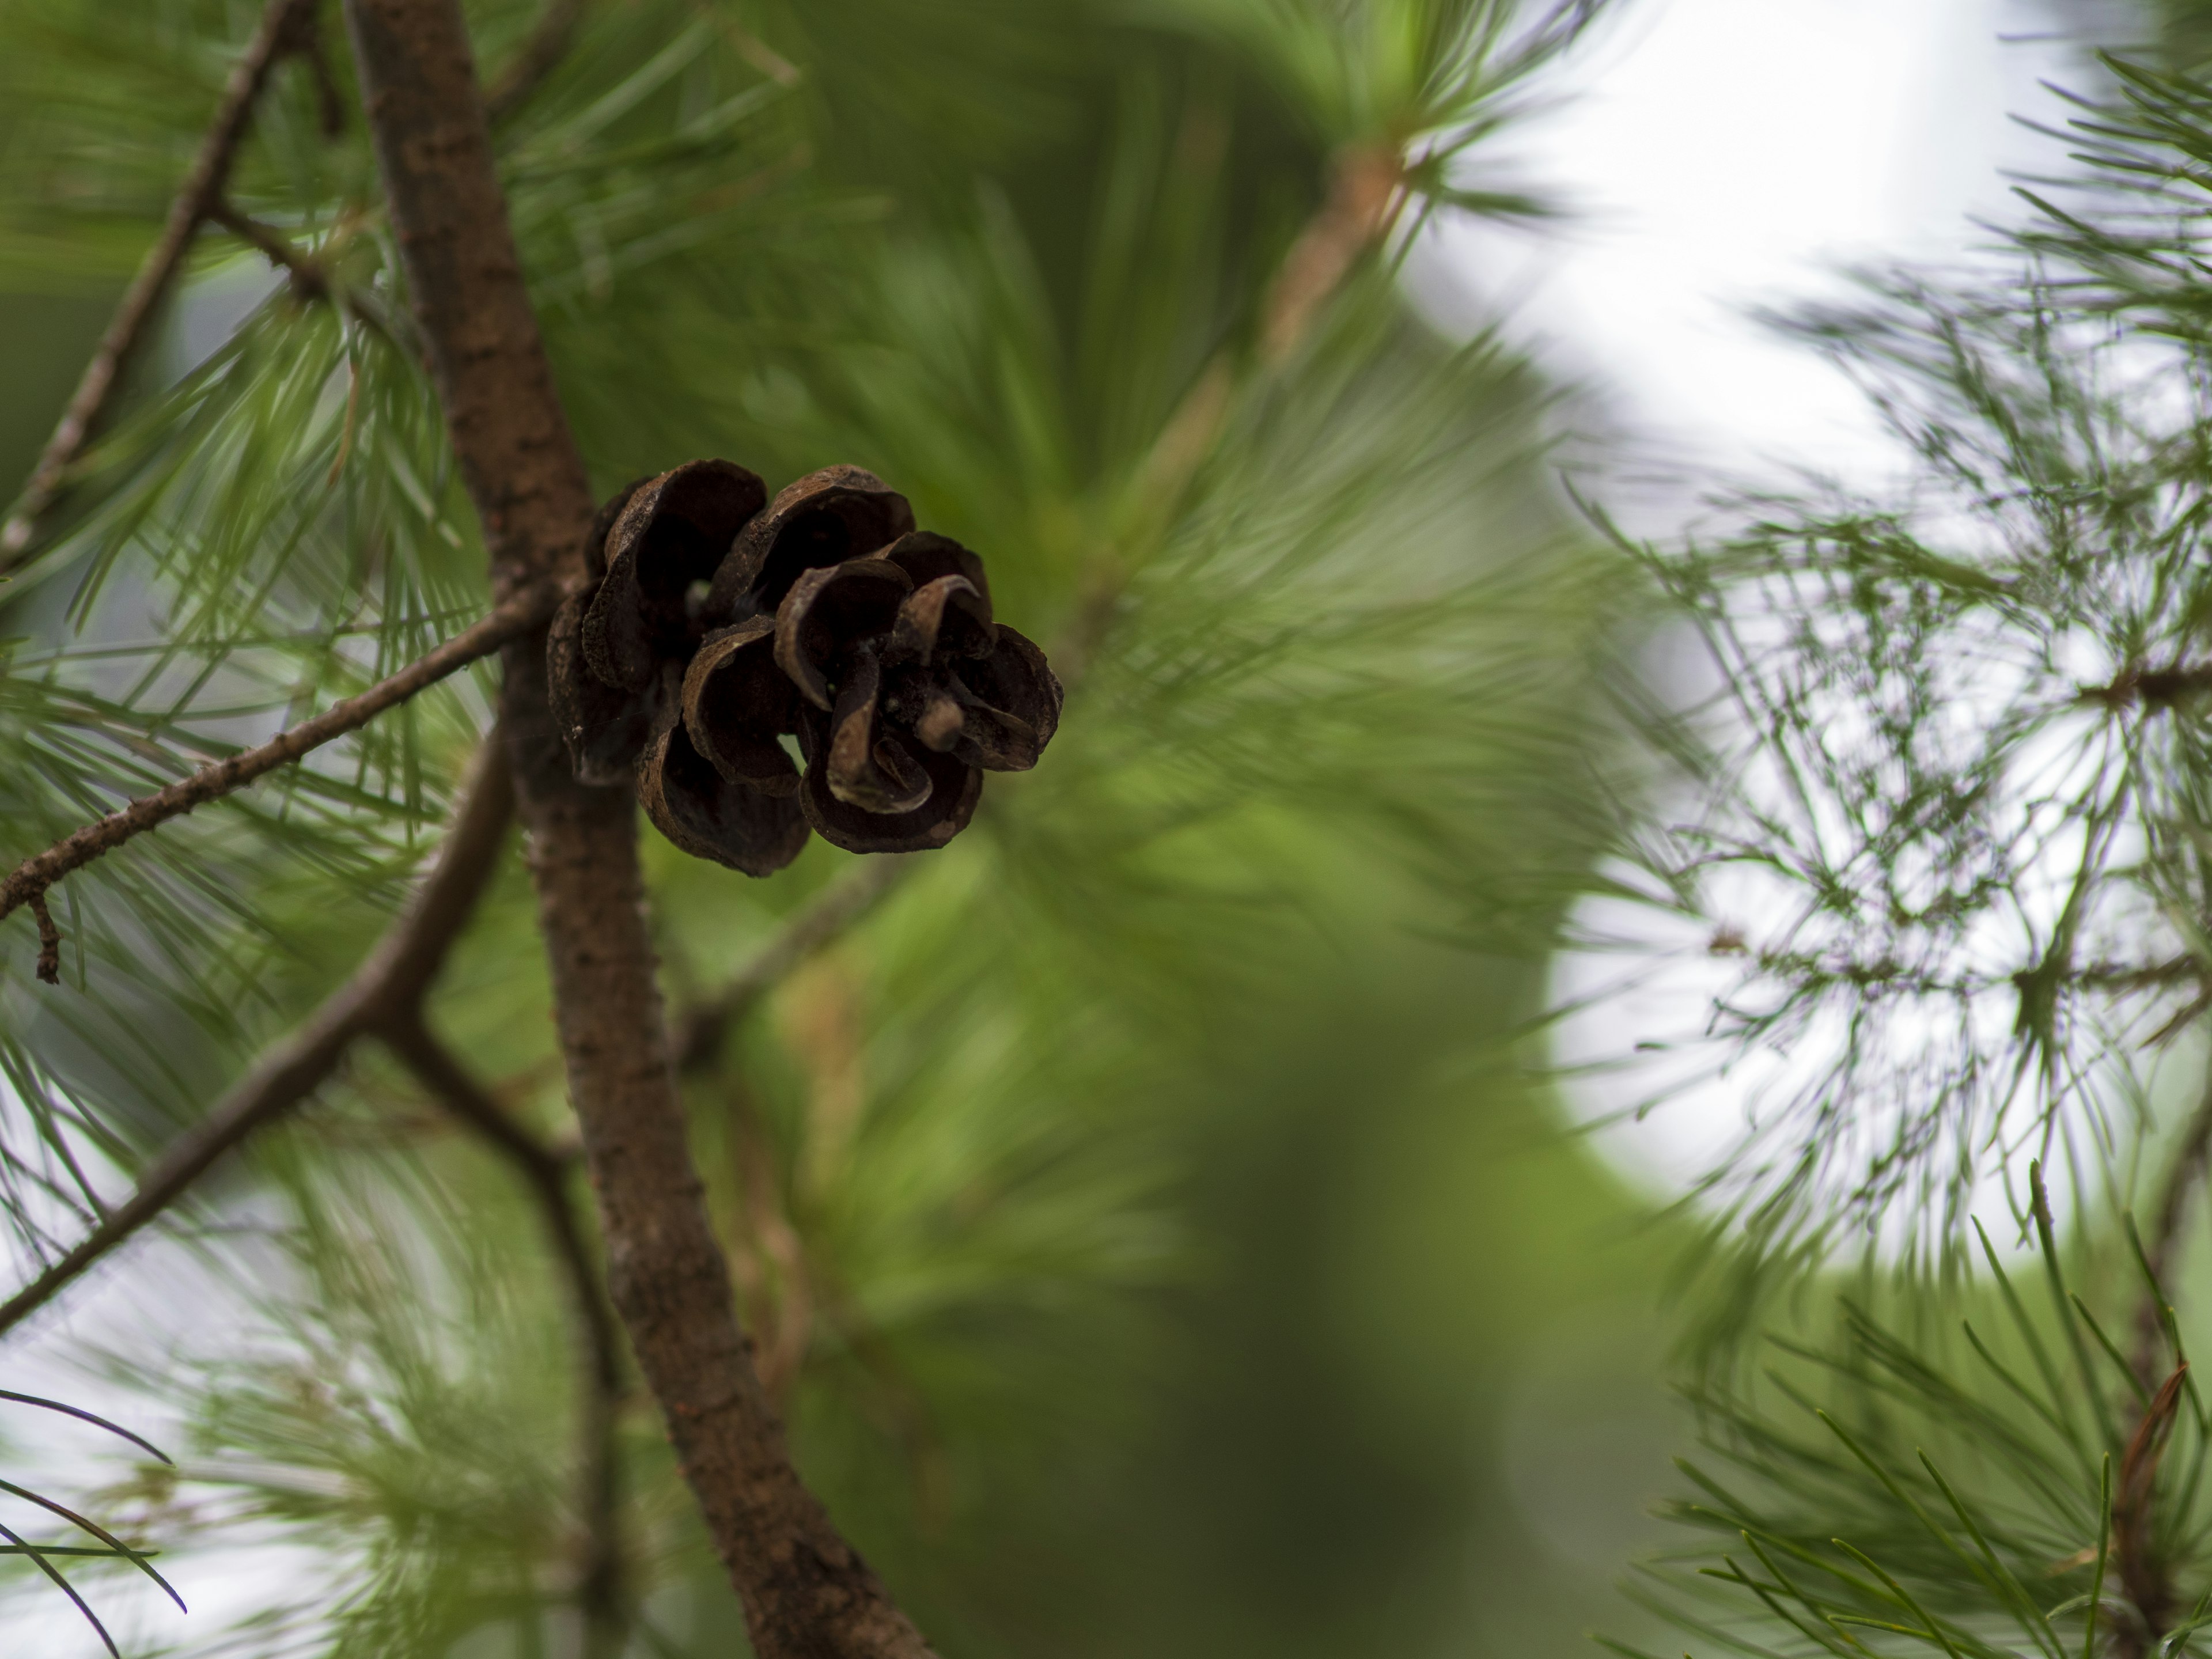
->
[0, 583, 553, 932]
[206, 203, 406, 359]
[26, 896, 61, 987]
[0, 0, 322, 570]
[342, 2, 934, 1651]
[2082, 662, 2212, 711]
[1086, 135, 1406, 673]
[0, 740, 514, 1340]
[485, 0, 590, 122]
[206, 202, 329, 301]
[382, 1014, 626, 1653]
[1257, 144, 1405, 365]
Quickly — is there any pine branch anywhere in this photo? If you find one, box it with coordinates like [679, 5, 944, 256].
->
[0, 0, 325, 570]
[2080, 661, 2212, 710]
[381, 1014, 627, 1656]
[204, 202, 329, 302]
[340, 2, 937, 1652]
[204, 202, 411, 368]
[0, 738, 514, 1340]
[2114, 1365, 2188, 1658]
[0, 582, 554, 941]
[1259, 143, 1406, 364]
[26, 895, 62, 987]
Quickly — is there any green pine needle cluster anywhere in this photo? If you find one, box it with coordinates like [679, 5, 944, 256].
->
[0, 0, 1638, 1653]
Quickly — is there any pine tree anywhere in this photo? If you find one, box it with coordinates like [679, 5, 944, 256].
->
[0, 1, 1624, 1654]
[1593, 19, 2212, 1659]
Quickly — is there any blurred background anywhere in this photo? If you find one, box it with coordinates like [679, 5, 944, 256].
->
[0, 1, 2195, 1656]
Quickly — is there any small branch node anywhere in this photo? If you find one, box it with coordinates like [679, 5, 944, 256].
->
[26, 894, 61, 986]
[208, 202, 329, 301]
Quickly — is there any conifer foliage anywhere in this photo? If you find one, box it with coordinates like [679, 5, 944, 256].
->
[0, 0, 1620, 1654]
[1599, 26, 2212, 1659]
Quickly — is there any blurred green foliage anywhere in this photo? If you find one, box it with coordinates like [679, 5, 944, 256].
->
[0, 0, 1695, 1654]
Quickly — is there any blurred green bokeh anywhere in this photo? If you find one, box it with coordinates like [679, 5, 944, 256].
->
[0, 2, 1692, 1655]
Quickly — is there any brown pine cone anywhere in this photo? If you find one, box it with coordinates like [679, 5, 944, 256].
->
[551, 460, 770, 786]
[550, 460, 1062, 874]
[690, 526, 1062, 854]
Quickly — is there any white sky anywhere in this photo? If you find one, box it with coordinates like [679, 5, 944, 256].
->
[1413, 0, 2103, 499]
[1411, 0, 2121, 1211]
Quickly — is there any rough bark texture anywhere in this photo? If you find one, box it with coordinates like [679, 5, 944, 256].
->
[342, 2, 935, 1652]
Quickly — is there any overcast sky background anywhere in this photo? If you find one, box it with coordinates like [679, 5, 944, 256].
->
[1412, 0, 2104, 506]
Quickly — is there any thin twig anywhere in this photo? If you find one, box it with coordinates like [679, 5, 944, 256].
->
[1258, 144, 1405, 365]
[382, 1014, 626, 1653]
[2082, 663, 2212, 710]
[2114, 1364, 2188, 1658]
[0, 739, 515, 1340]
[205, 202, 328, 301]
[724, 1073, 811, 1410]
[0, 0, 323, 570]
[0, 582, 555, 933]
[484, 0, 589, 122]
[26, 896, 61, 987]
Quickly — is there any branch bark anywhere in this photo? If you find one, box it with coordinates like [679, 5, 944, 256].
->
[0, 740, 515, 1340]
[0, 0, 323, 569]
[1, 584, 552, 933]
[383, 1014, 626, 1654]
[342, 2, 934, 1652]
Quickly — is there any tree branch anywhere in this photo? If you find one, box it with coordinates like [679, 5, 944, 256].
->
[1259, 143, 1405, 365]
[342, 2, 935, 1652]
[205, 202, 329, 301]
[0, 738, 515, 1340]
[0, 0, 324, 570]
[204, 203, 410, 360]
[2113, 1363, 2188, 1658]
[382, 1014, 626, 1654]
[1, 582, 554, 934]
[26, 896, 61, 987]
[2082, 662, 2212, 710]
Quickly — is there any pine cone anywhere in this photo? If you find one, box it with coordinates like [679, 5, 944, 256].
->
[550, 460, 1062, 874]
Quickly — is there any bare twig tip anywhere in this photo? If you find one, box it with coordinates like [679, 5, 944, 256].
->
[28, 893, 61, 986]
